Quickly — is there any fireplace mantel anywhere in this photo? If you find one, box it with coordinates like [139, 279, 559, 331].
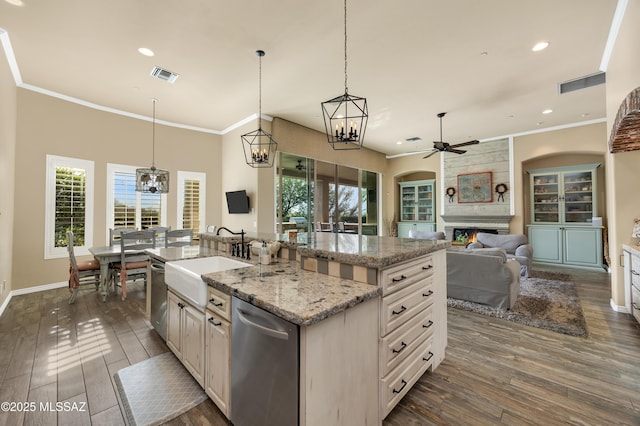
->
[441, 215, 513, 239]
[441, 215, 513, 223]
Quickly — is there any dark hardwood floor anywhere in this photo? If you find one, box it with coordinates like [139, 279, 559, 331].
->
[0, 265, 638, 425]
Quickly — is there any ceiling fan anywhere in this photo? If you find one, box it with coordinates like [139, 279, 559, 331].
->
[295, 160, 305, 171]
[423, 112, 479, 159]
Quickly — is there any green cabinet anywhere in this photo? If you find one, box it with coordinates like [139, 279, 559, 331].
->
[398, 180, 435, 238]
[527, 163, 603, 269]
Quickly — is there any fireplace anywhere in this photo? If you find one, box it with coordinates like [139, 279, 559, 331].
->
[442, 214, 513, 242]
[452, 228, 498, 245]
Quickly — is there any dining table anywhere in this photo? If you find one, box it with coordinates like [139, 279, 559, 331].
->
[89, 245, 148, 302]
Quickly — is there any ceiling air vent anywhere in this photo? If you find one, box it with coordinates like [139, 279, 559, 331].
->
[150, 66, 179, 83]
[558, 71, 605, 94]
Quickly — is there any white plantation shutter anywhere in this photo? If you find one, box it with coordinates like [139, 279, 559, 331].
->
[178, 171, 206, 236]
[45, 155, 94, 258]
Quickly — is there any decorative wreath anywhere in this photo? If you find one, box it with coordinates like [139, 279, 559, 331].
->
[446, 187, 456, 203]
[495, 183, 508, 201]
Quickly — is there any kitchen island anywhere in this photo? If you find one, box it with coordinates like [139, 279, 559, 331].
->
[197, 232, 450, 424]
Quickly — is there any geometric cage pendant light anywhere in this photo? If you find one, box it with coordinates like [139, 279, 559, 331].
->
[321, 0, 368, 150]
[136, 98, 170, 193]
[242, 49, 278, 168]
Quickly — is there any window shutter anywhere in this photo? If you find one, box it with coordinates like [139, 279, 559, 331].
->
[113, 171, 137, 228]
[55, 166, 87, 247]
[182, 178, 200, 234]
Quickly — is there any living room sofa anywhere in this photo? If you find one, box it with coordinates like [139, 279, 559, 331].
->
[447, 248, 521, 309]
[467, 233, 533, 277]
[407, 230, 446, 240]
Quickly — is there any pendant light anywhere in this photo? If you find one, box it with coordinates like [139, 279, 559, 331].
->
[321, 0, 368, 150]
[242, 50, 278, 168]
[136, 98, 170, 193]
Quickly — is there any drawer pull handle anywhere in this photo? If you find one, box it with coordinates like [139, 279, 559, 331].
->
[208, 317, 222, 326]
[423, 351, 434, 362]
[423, 290, 433, 297]
[422, 265, 433, 270]
[632, 270, 640, 276]
[423, 320, 434, 329]
[392, 379, 407, 394]
[633, 302, 639, 310]
[392, 305, 407, 315]
[177, 302, 185, 309]
[392, 275, 407, 283]
[209, 298, 223, 307]
[392, 341, 407, 354]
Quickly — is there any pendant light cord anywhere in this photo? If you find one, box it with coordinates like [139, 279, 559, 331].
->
[344, 0, 348, 94]
[152, 98, 157, 168]
[258, 52, 262, 130]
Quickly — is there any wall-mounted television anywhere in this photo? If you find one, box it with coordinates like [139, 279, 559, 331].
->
[226, 190, 250, 214]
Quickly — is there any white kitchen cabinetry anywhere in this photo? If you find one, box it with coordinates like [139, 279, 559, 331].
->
[205, 287, 231, 417]
[167, 290, 205, 387]
[527, 164, 603, 269]
[398, 180, 436, 238]
[623, 244, 640, 324]
[377, 250, 446, 419]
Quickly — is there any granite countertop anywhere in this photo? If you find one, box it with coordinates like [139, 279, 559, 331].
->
[200, 254, 380, 326]
[146, 246, 218, 262]
[201, 232, 450, 267]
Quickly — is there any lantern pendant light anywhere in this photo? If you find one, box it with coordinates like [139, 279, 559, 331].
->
[136, 98, 170, 193]
[321, 0, 368, 150]
[242, 50, 278, 168]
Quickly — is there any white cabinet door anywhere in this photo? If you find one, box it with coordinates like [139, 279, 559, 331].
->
[167, 290, 183, 358]
[205, 311, 231, 417]
[183, 303, 205, 387]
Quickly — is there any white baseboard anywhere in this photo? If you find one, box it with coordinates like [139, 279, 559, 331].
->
[0, 281, 68, 318]
[610, 298, 630, 314]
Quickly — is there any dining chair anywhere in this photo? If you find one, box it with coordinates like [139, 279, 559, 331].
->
[110, 230, 156, 300]
[165, 229, 194, 248]
[109, 227, 137, 246]
[67, 231, 101, 304]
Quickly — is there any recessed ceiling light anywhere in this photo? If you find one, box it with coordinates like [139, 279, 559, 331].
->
[4, 0, 24, 6]
[138, 47, 154, 57]
[581, 112, 590, 117]
[542, 109, 553, 114]
[532, 41, 550, 52]
[480, 51, 488, 56]
[396, 141, 402, 145]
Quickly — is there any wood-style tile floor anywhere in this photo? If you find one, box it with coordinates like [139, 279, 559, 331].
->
[0, 265, 639, 425]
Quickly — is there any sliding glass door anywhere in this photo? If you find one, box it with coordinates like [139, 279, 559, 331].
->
[276, 152, 378, 236]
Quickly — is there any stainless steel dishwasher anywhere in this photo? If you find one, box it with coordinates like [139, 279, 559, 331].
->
[150, 259, 167, 341]
[231, 297, 299, 426]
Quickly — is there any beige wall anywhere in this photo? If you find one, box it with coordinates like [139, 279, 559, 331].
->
[12, 90, 221, 290]
[605, 0, 640, 309]
[0, 31, 17, 306]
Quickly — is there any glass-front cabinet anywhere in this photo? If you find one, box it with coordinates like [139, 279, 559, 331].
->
[530, 165, 597, 225]
[398, 179, 435, 237]
[527, 163, 603, 269]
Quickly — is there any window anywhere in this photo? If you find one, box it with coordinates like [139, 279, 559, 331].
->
[45, 155, 94, 259]
[107, 163, 167, 238]
[177, 171, 206, 236]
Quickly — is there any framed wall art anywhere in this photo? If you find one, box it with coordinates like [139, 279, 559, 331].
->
[457, 171, 493, 203]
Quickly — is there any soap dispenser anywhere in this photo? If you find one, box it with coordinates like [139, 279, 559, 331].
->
[260, 241, 270, 265]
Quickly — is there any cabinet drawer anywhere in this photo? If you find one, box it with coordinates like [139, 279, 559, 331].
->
[380, 255, 435, 295]
[381, 277, 434, 337]
[632, 284, 640, 323]
[207, 286, 231, 321]
[380, 304, 434, 377]
[380, 337, 433, 419]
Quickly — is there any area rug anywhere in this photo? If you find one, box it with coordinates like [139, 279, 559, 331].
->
[447, 270, 589, 337]
[114, 352, 208, 426]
